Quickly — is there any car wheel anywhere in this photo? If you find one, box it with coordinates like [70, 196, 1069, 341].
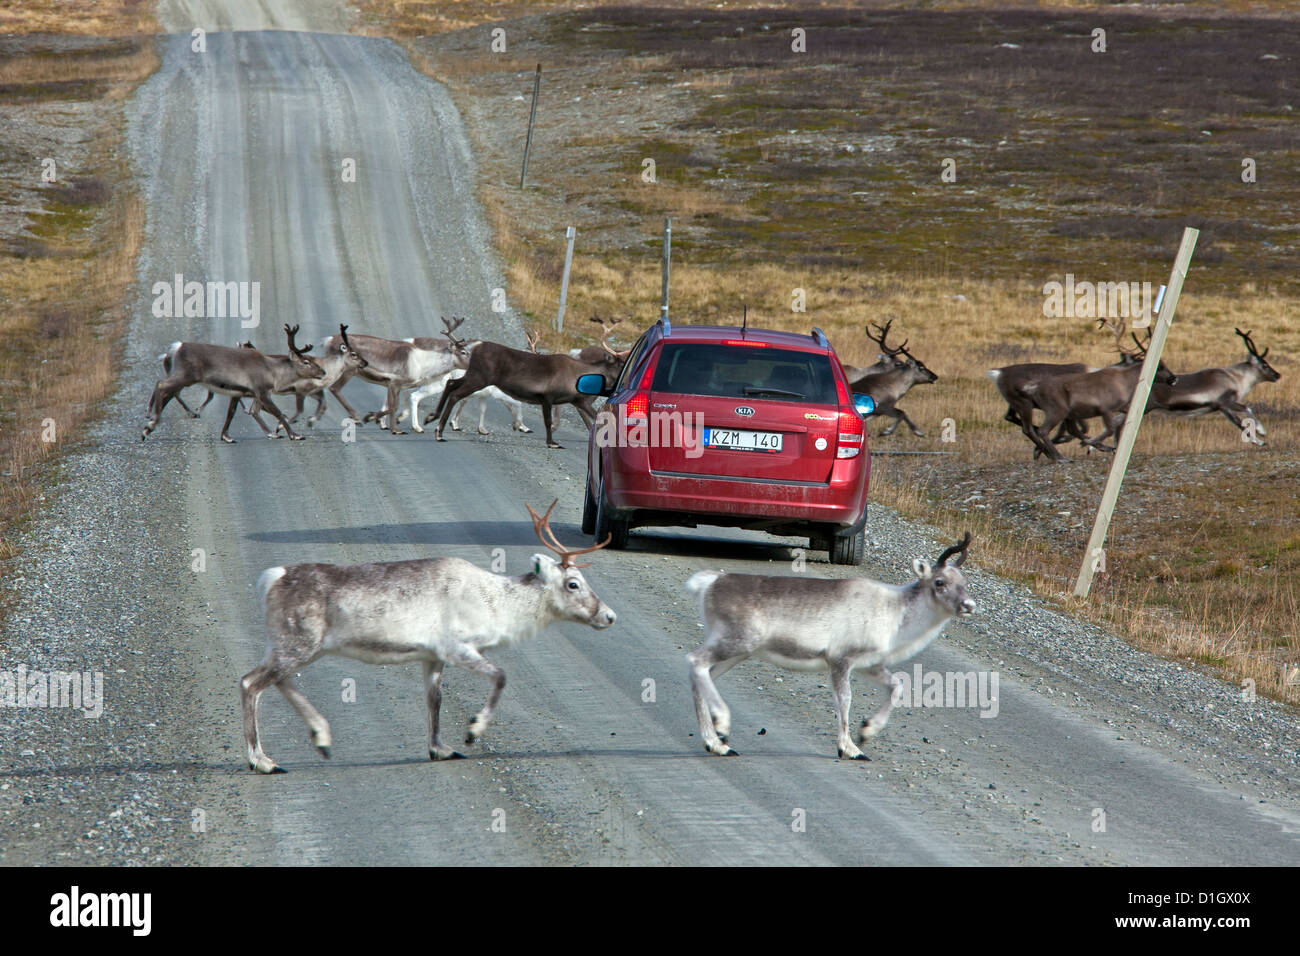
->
[828, 528, 865, 566]
[581, 472, 597, 536]
[595, 476, 630, 549]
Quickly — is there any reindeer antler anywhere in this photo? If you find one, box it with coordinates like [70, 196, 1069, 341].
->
[935, 531, 972, 568]
[284, 324, 313, 355]
[866, 319, 905, 356]
[1097, 317, 1131, 355]
[1236, 327, 1269, 359]
[523, 327, 542, 353]
[441, 316, 468, 349]
[526, 499, 611, 568]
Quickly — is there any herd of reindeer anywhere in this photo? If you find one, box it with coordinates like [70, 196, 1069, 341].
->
[142, 313, 1282, 463]
[132, 313, 1280, 770]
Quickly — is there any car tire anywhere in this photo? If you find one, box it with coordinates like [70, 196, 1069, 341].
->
[581, 473, 597, 536]
[595, 476, 630, 549]
[828, 527, 865, 566]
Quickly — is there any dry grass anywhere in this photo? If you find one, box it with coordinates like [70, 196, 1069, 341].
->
[0, 13, 157, 579]
[0, 0, 154, 36]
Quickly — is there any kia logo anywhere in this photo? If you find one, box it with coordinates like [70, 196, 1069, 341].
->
[735, 406, 755, 417]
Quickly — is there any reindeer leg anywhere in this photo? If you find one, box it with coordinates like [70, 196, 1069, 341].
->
[423, 660, 464, 760]
[476, 394, 490, 435]
[172, 390, 201, 418]
[277, 677, 332, 759]
[449, 647, 507, 746]
[857, 667, 898, 742]
[384, 384, 406, 435]
[898, 407, 925, 438]
[876, 407, 902, 436]
[256, 391, 304, 441]
[449, 399, 466, 432]
[409, 382, 431, 434]
[219, 396, 241, 444]
[141, 381, 183, 440]
[831, 659, 868, 760]
[328, 381, 364, 426]
[687, 642, 740, 756]
[434, 375, 482, 441]
[506, 395, 531, 433]
[541, 399, 561, 448]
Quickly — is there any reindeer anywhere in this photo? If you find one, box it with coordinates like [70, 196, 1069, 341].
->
[271, 324, 370, 428]
[142, 324, 325, 443]
[1148, 328, 1281, 445]
[849, 322, 938, 436]
[241, 500, 616, 773]
[320, 318, 470, 434]
[685, 533, 975, 760]
[430, 338, 628, 448]
[1021, 331, 1177, 461]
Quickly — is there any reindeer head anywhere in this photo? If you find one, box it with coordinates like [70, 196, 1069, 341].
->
[1236, 328, 1281, 382]
[911, 532, 975, 618]
[283, 324, 326, 379]
[441, 317, 472, 365]
[900, 343, 938, 384]
[526, 500, 617, 630]
[337, 324, 369, 370]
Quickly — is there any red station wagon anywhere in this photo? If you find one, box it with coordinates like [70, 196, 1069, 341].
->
[576, 319, 874, 564]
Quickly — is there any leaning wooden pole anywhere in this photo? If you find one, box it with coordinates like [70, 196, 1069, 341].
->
[1072, 227, 1199, 599]
[520, 64, 541, 190]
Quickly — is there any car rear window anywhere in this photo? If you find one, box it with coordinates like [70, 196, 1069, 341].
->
[651, 343, 838, 404]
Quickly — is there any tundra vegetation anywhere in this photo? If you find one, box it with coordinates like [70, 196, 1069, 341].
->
[378, 1, 1300, 704]
[0, 3, 158, 596]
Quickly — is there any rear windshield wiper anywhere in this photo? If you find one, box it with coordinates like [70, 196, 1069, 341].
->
[743, 387, 804, 398]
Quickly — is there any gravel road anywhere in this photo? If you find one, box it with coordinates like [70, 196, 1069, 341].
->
[1, 0, 1296, 866]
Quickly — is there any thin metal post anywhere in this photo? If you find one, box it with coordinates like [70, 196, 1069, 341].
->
[556, 225, 576, 331]
[660, 217, 672, 321]
[520, 64, 541, 190]
[1072, 227, 1199, 598]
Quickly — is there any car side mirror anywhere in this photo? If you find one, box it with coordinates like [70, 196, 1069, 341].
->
[576, 373, 612, 397]
[852, 393, 875, 416]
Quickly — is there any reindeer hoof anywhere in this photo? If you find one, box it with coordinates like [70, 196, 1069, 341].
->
[547, 442, 564, 449]
[221, 435, 237, 444]
[289, 433, 305, 441]
[431, 750, 466, 761]
[315, 745, 331, 759]
[724, 748, 739, 756]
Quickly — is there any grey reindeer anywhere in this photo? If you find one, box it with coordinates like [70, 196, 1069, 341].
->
[684, 533, 975, 760]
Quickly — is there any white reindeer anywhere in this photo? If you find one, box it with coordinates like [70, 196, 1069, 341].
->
[684, 533, 975, 760]
[241, 501, 616, 773]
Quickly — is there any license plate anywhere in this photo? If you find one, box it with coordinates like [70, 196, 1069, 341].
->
[703, 428, 783, 453]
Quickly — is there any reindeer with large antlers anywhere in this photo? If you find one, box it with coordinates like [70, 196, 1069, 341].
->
[142, 324, 325, 443]
[241, 500, 616, 773]
[1147, 327, 1281, 445]
[848, 321, 938, 437]
[685, 532, 976, 759]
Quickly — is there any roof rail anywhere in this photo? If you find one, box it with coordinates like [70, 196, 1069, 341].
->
[810, 327, 829, 347]
[659, 315, 672, 337]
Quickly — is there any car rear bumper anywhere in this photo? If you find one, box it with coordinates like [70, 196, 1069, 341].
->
[604, 454, 869, 529]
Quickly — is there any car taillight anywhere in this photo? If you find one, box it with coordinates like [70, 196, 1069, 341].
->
[831, 372, 863, 457]
[624, 359, 656, 421]
[836, 408, 863, 458]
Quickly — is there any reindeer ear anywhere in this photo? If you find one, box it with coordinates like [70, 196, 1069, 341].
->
[912, 558, 931, 578]
[531, 553, 560, 580]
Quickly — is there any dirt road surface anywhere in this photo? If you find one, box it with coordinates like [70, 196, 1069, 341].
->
[1, 0, 1296, 866]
